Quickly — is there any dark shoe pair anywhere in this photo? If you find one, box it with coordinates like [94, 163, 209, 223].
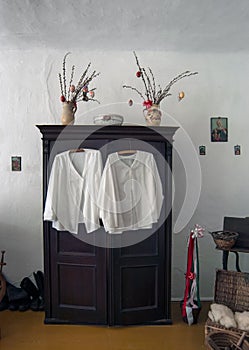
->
[6, 282, 30, 312]
[20, 271, 44, 311]
[20, 276, 39, 311]
[9, 297, 30, 312]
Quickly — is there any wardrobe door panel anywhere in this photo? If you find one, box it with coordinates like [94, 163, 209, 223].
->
[58, 264, 96, 307]
[49, 229, 107, 324]
[121, 232, 159, 257]
[112, 226, 168, 325]
[58, 231, 95, 255]
[121, 265, 158, 309]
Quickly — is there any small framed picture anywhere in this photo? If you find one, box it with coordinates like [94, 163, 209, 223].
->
[210, 117, 228, 142]
[234, 145, 241, 156]
[11, 156, 22, 171]
[199, 145, 206, 155]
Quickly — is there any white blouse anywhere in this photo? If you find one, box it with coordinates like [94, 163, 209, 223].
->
[44, 149, 102, 234]
[97, 151, 164, 234]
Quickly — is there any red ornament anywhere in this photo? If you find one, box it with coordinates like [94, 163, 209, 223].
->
[136, 71, 141, 78]
[143, 100, 153, 109]
[60, 95, 66, 102]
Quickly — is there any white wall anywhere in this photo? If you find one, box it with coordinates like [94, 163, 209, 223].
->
[0, 49, 249, 298]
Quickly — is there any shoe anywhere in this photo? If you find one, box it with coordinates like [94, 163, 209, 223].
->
[7, 283, 28, 302]
[7, 282, 31, 311]
[20, 277, 39, 299]
[30, 297, 40, 311]
[34, 271, 44, 299]
[33, 271, 45, 311]
[18, 297, 31, 312]
[20, 277, 40, 311]
[4, 281, 29, 311]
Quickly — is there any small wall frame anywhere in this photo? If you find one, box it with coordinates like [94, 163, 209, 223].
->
[210, 117, 228, 142]
[11, 156, 21, 171]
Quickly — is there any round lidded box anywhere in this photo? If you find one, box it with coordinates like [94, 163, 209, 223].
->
[211, 231, 239, 250]
[93, 114, 123, 125]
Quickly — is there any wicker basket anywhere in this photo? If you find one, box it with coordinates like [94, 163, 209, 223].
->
[205, 270, 249, 339]
[211, 231, 239, 250]
[206, 330, 249, 350]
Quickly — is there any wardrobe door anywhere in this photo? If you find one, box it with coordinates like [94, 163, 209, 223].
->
[48, 229, 107, 324]
[44, 138, 108, 324]
[111, 226, 169, 325]
[110, 141, 171, 325]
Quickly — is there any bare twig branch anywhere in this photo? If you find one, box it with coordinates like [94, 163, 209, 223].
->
[59, 73, 64, 96]
[123, 51, 198, 107]
[62, 52, 71, 97]
[142, 68, 154, 101]
[123, 85, 145, 100]
[133, 51, 150, 100]
[59, 53, 100, 105]
[148, 67, 156, 102]
[67, 65, 75, 101]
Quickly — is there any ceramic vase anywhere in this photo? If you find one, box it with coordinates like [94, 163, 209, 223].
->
[144, 104, 162, 126]
[61, 101, 77, 125]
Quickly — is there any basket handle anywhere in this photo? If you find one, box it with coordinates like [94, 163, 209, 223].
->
[237, 331, 247, 347]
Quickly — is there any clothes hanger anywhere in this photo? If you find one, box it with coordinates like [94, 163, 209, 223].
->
[118, 140, 137, 155]
[118, 149, 137, 155]
[69, 148, 85, 153]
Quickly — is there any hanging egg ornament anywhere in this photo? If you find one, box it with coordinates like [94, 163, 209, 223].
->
[128, 99, 133, 106]
[70, 85, 75, 92]
[60, 95, 66, 102]
[178, 91, 185, 101]
[89, 90, 95, 98]
[136, 71, 141, 78]
[83, 85, 88, 93]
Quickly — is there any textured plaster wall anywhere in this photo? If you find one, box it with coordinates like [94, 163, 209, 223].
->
[0, 49, 249, 298]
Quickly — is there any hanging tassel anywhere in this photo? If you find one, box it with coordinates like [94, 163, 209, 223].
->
[181, 225, 204, 325]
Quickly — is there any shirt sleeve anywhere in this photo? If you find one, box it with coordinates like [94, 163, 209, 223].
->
[43, 156, 60, 222]
[97, 156, 120, 232]
[97, 156, 110, 226]
[84, 150, 103, 233]
[147, 154, 164, 222]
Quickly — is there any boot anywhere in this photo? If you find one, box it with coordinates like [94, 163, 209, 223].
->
[7, 282, 30, 311]
[33, 271, 44, 311]
[20, 277, 40, 311]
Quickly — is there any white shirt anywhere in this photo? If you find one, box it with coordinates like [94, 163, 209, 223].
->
[97, 151, 164, 234]
[44, 149, 102, 234]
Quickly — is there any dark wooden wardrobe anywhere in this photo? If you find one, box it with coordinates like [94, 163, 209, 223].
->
[37, 125, 178, 326]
